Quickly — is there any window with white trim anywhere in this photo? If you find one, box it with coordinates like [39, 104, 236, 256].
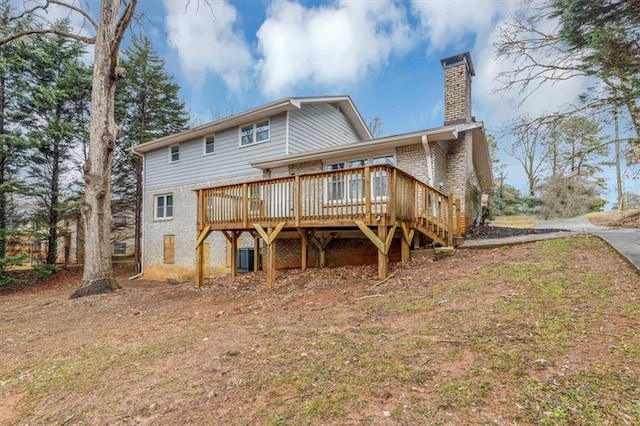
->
[169, 144, 180, 162]
[372, 155, 395, 198]
[204, 135, 215, 155]
[155, 194, 173, 220]
[325, 155, 395, 202]
[240, 120, 270, 146]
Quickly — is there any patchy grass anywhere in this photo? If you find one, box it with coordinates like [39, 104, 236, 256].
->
[587, 209, 640, 228]
[491, 215, 535, 228]
[1, 237, 639, 424]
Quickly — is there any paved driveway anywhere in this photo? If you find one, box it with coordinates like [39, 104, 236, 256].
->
[535, 216, 640, 272]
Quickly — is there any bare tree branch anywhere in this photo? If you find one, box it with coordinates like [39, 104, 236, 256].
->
[48, 0, 98, 30]
[0, 28, 95, 46]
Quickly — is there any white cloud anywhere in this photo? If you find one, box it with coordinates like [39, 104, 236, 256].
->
[410, 0, 505, 51]
[164, 0, 252, 90]
[256, 0, 413, 97]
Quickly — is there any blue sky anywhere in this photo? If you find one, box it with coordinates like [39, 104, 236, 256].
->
[37, 0, 640, 207]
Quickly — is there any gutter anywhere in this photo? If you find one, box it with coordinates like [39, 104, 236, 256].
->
[251, 124, 479, 170]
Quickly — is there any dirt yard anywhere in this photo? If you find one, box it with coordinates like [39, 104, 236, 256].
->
[1, 236, 639, 425]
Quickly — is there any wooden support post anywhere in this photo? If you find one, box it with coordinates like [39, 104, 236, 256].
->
[309, 231, 335, 268]
[194, 226, 213, 287]
[354, 220, 396, 280]
[455, 198, 461, 237]
[377, 224, 388, 280]
[253, 222, 286, 285]
[297, 228, 309, 270]
[253, 232, 260, 272]
[196, 242, 204, 287]
[267, 228, 276, 284]
[447, 195, 454, 247]
[400, 222, 415, 265]
[230, 231, 240, 277]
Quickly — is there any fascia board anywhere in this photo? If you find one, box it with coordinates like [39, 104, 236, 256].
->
[251, 126, 458, 170]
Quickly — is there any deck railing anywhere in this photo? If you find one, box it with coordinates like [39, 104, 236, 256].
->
[198, 165, 457, 241]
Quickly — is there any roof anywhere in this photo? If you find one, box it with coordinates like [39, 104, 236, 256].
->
[132, 96, 372, 154]
[252, 121, 494, 192]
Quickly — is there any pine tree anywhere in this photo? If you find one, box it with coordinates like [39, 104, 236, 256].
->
[114, 34, 188, 272]
[0, 1, 34, 275]
[23, 26, 91, 265]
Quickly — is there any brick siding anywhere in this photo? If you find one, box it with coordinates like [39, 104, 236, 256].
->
[266, 236, 402, 269]
[443, 62, 472, 125]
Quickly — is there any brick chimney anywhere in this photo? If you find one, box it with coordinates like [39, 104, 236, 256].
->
[440, 52, 475, 125]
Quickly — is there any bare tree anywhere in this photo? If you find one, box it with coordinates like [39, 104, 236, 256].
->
[495, 0, 640, 140]
[505, 116, 548, 197]
[1, 0, 137, 297]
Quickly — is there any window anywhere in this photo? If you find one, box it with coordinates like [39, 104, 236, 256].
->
[169, 144, 180, 162]
[155, 194, 173, 219]
[326, 162, 345, 201]
[113, 242, 126, 255]
[163, 235, 175, 264]
[204, 135, 215, 155]
[240, 120, 270, 146]
[249, 185, 263, 216]
[347, 159, 368, 200]
[372, 156, 395, 198]
[325, 155, 395, 202]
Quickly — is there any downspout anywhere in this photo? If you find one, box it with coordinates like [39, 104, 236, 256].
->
[421, 134, 434, 184]
[130, 147, 145, 280]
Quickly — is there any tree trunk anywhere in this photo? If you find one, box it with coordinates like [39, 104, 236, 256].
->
[134, 156, 142, 273]
[614, 106, 624, 212]
[0, 75, 6, 264]
[71, 0, 135, 298]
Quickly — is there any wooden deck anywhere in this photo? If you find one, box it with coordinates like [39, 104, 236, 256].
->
[194, 165, 460, 285]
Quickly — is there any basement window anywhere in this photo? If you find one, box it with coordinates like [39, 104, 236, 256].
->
[155, 194, 173, 220]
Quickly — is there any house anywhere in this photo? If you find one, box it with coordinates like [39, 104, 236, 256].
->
[133, 52, 493, 284]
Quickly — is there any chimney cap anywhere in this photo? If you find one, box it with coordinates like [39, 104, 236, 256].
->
[440, 52, 475, 77]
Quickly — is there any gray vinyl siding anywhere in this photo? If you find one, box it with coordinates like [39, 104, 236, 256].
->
[288, 103, 361, 154]
[144, 113, 287, 190]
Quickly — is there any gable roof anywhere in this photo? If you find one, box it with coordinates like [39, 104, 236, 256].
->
[132, 96, 372, 154]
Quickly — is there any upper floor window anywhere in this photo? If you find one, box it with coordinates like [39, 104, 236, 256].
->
[240, 120, 270, 146]
[204, 135, 215, 155]
[169, 144, 180, 162]
[155, 194, 173, 220]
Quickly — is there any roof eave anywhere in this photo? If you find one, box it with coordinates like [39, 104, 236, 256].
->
[251, 125, 463, 170]
[133, 98, 298, 154]
[471, 127, 494, 191]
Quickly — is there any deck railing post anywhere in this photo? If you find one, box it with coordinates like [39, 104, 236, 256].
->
[389, 167, 397, 223]
[197, 189, 204, 230]
[364, 166, 371, 224]
[294, 175, 301, 226]
[242, 183, 249, 228]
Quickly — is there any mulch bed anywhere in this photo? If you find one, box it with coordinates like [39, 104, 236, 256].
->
[464, 224, 568, 240]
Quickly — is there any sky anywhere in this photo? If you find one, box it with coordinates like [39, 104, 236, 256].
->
[28, 0, 640, 207]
